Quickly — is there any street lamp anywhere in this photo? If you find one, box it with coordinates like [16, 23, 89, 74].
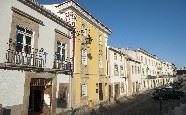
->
[84, 34, 93, 44]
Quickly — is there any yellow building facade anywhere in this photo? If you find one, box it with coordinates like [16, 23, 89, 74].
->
[56, 0, 112, 107]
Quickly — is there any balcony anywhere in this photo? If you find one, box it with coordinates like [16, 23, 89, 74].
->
[147, 75, 157, 79]
[53, 53, 73, 74]
[157, 67, 162, 70]
[5, 48, 47, 70]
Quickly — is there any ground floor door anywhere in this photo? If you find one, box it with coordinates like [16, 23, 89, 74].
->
[114, 84, 120, 98]
[28, 78, 52, 115]
[108, 85, 113, 100]
[99, 83, 103, 100]
[34, 89, 43, 112]
[153, 80, 156, 88]
[29, 86, 44, 114]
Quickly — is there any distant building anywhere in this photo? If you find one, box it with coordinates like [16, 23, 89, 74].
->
[107, 47, 128, 99]
[120, 49, 141, 95]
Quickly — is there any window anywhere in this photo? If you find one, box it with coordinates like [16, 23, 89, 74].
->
[98, 55, 103, 68]
[145, 58, 147, 64]
[135, 66, 137, 74]
[56, 41, 66, 62]
[132, 66, 134, 74]
[114, 52, 117, 60]
[81, 49, 87, 65]
[138, 67, 140, 74]
[114, 64, 119, 75]
[141, 56, 143, 62]
[81, 24, 87, 37]
[81, 84, 88, 96]
[121, 83, 125, 93]
[98, 35, 102, 45]
[16, 25, 33, 54]
[120, 65, 124, 75]
[142, 68, 144, 75]
[120, 55, 122, 62]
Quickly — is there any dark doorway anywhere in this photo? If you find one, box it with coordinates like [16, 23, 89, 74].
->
[114, 84, 120, 98]
[99, 83, 103, 100]
[34, 89, 43, 112]
[108, 85, 112, 100]
[29, 87, 44, 113]
[153, 80, 156, 88]
[28, 78, 52, 115]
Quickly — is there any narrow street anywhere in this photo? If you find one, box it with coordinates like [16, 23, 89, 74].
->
[61, 83, 186, 115]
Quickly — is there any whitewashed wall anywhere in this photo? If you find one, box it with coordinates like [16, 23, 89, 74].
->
[0, 0, 71, 68]
[0, 0, 13, 64]
[0, 70, 25, 107]
[129, 61, 141, 83]
[108, 48, 128, 96]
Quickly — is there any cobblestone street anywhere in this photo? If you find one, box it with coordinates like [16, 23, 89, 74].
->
[61, 84, 186, 115]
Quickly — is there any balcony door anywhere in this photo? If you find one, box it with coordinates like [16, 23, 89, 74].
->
[15, 25, 33, 65]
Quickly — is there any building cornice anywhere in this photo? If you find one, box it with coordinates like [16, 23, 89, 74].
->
[109, 47, 133, 61]
[136, 48, 160, 61]
[56, 0, 112, 35]
[109, 47, 126, 56]
[17, 0, 74, 31]
[55, 29, 71, 39]
[11, 7, 43, 25]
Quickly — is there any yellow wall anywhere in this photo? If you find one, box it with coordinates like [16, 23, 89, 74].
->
[74, 14, 108, 105]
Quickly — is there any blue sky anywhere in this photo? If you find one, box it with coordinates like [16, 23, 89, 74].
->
[38, 0, 186, 68]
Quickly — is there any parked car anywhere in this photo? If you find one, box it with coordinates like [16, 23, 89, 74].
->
[169, 82, 182, 90]
[152, 87, 184, 100]
[152, 88, 168, 100]
[162, 87, 184, 97]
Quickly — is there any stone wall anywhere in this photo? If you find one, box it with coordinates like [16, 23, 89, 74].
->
[0, 69, 25, 115]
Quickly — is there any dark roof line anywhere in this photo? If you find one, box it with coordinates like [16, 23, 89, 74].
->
[18, 0, 74, 31]
[56, 0, 112, 34]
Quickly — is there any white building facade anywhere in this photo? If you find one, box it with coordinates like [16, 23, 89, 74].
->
[108, 47, 128, 99]
[0, 0, 74, 115]
[124, 50, 142, 95]
[135, 48, 175, 91]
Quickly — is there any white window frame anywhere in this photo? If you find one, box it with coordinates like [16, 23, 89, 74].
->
[114, 64, 119, 75]
[98, 55, 103, 68]
[16, 25, 33, 54]
[98, 34, 102, 45]
[56, 41, 67, 62]
[120, 65, 124, 75]
[81, 24, 88, 37]
[120, 55, 122, 62]
[81, 49, 87, 65]
[81, 84, 88, 97]
[114, 52, 117, 60]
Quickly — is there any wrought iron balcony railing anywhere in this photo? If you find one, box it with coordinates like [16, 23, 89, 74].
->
[53, 53, 73, 72]
[6, 48, 47, 68]
[147, 75, 157, 79]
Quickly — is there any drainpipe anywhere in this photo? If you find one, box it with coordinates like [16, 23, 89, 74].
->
[70, 29, 75, 109]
